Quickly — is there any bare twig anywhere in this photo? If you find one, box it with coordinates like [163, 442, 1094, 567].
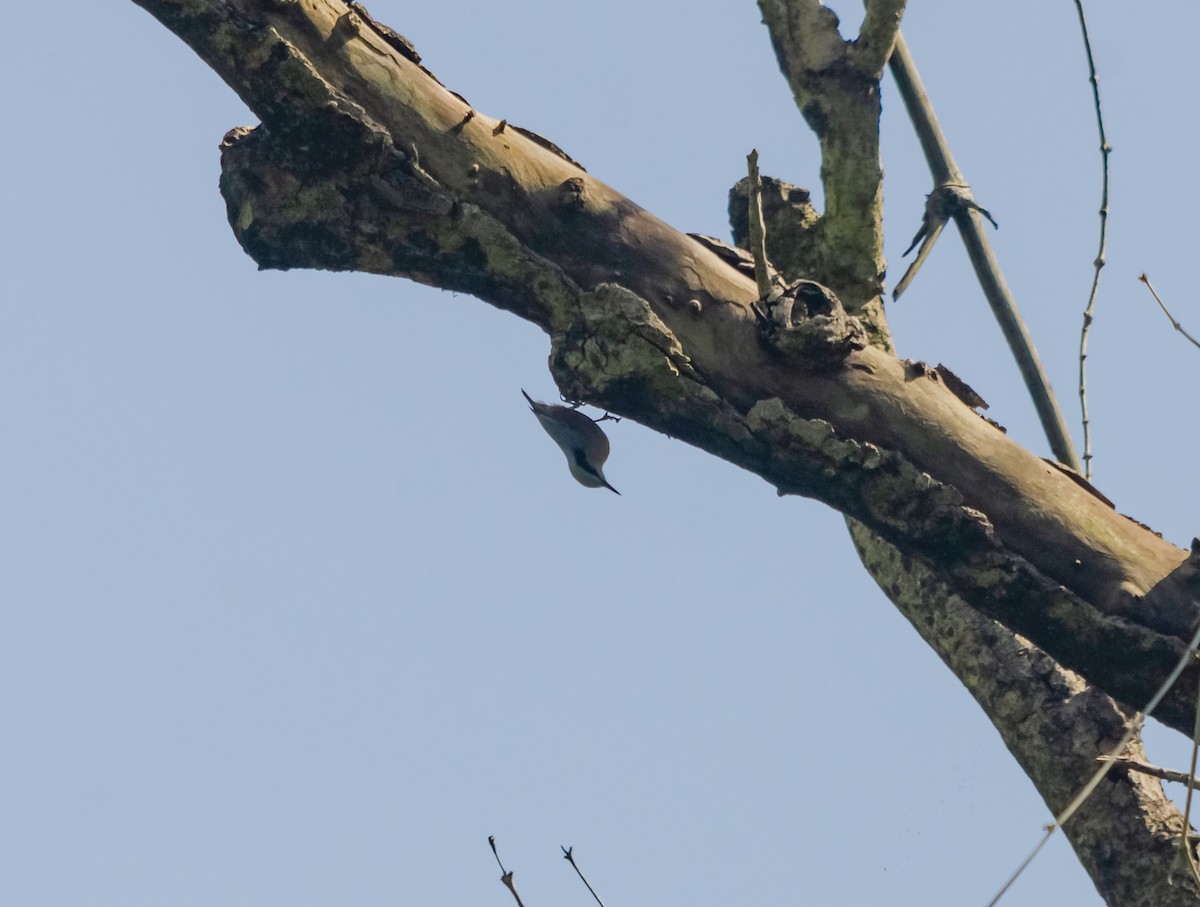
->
[887, 30, 1081, 472]
[745, 149, 774, 300]
[891, 193, 948, 301]
[1098, 755, 1200, 787]
[1139, 274, 1200, 351]
[1073, 0, 1111, 481]
[893, 183, 997, 301]
[489, 836, 527, 907]
[562, 846, 608, 907]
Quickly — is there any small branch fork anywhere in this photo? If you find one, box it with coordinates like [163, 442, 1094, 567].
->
[562, 846, 608, 907]
[892, 183, 997, 301]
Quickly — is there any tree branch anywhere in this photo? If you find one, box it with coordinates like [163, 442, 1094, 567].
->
[130, 0, 1200, 733]
[737, 168, 1190, 900]
[757, 0, 890, 345]
[753, 11, 1190, 895]
[854, 0, 907, 76]
[887, 30, 1080, 472]
[851, 524, 1199, 906]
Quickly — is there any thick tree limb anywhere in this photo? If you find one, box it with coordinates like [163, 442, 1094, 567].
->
[129, 0, 1200, 734]
[733, 161, 1189, 899]
[754, 8, 1189, 896]
[757, 10, 1191, 899]
[851, 524, 1199, 906]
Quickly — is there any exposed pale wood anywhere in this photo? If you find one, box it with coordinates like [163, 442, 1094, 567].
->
[130, 0, 1200, 734]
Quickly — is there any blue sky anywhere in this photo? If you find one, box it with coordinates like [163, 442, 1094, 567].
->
[3, 2, 1198, 905]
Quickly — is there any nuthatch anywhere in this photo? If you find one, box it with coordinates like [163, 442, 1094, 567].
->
[521, 389, 619, 495]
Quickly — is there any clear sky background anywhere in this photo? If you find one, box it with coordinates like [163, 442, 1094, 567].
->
[3, 2, 1198, 905]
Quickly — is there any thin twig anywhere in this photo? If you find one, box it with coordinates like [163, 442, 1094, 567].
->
[1139, 274, 1200, 351]
[562, 846, 608, 907]
[488, 836, 527, 907]
[1097, 755, 1200, 787]
[892, 194, 949, 301]
[745, 149, 774, 299]
[1074, 0, 1111, 481]
[893, 184, 997, 301]
[887, 30, 1081, 472]
[986, 619, 1200, 905]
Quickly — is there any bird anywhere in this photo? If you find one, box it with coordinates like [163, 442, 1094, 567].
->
[521, 389, 619, 494]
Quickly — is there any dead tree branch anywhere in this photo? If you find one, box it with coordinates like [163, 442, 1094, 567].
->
[128, 0, 1200, 733]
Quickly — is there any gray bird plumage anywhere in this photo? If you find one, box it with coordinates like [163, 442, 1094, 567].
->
[521, 389, 619, 494]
